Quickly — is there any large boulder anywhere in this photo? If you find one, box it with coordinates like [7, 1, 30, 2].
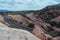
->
[0, 22, 41, 40]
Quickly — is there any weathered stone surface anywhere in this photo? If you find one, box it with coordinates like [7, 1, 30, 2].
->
[0, 22, 41, 40]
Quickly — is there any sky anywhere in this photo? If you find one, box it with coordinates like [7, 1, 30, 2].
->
[0, 0, 60, 11]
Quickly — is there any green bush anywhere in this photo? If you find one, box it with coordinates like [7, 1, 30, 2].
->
[49, 31, 60, 37]
[57, 31, 60, 36]
[50, 21, 57, 26]
[20, 22, 23, 24]
[47, 27, 54, 32]
[28, 23, 34, 29]
[46, 21, 60, 28]
[56, 22, 60, 28]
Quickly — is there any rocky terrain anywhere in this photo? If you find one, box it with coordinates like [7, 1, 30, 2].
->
[8, 4, 60, 40]
[0, 4, 60, 40]
[0, 22, 40, 40]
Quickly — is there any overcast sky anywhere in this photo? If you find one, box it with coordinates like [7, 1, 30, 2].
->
[0, 0, 60, 11]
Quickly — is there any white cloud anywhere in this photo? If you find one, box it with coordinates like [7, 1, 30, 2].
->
[0, 0, 59, 11]
[36, 0, 59, 8]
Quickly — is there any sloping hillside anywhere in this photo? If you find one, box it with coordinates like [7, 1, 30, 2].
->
[0, 3, 60, 40]
[7, 4, 60, 40]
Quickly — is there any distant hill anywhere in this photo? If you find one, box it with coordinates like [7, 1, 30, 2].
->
[1, 3, 60, 13]
[41, 3, 60, 11]
[0, 10, 9, 12]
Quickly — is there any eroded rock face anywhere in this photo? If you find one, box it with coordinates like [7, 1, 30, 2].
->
[0, 22, 41, 40]
[8, 11, 60, 39]
[51, 16, 60, 23]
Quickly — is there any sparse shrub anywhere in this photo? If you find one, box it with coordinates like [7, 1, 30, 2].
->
[50, 21, 57, 26]
[49, 31, 60, 37]
[45, 19, 51, 23]
[20, 22, 23, 24]
[47, 27, 54, 32]
[56, 22, 60, 28]
[28, 23, 34, 29]
[14, 20, 17, 22]
[57, 31, 60, 36]
[46, 20, 60, 28]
